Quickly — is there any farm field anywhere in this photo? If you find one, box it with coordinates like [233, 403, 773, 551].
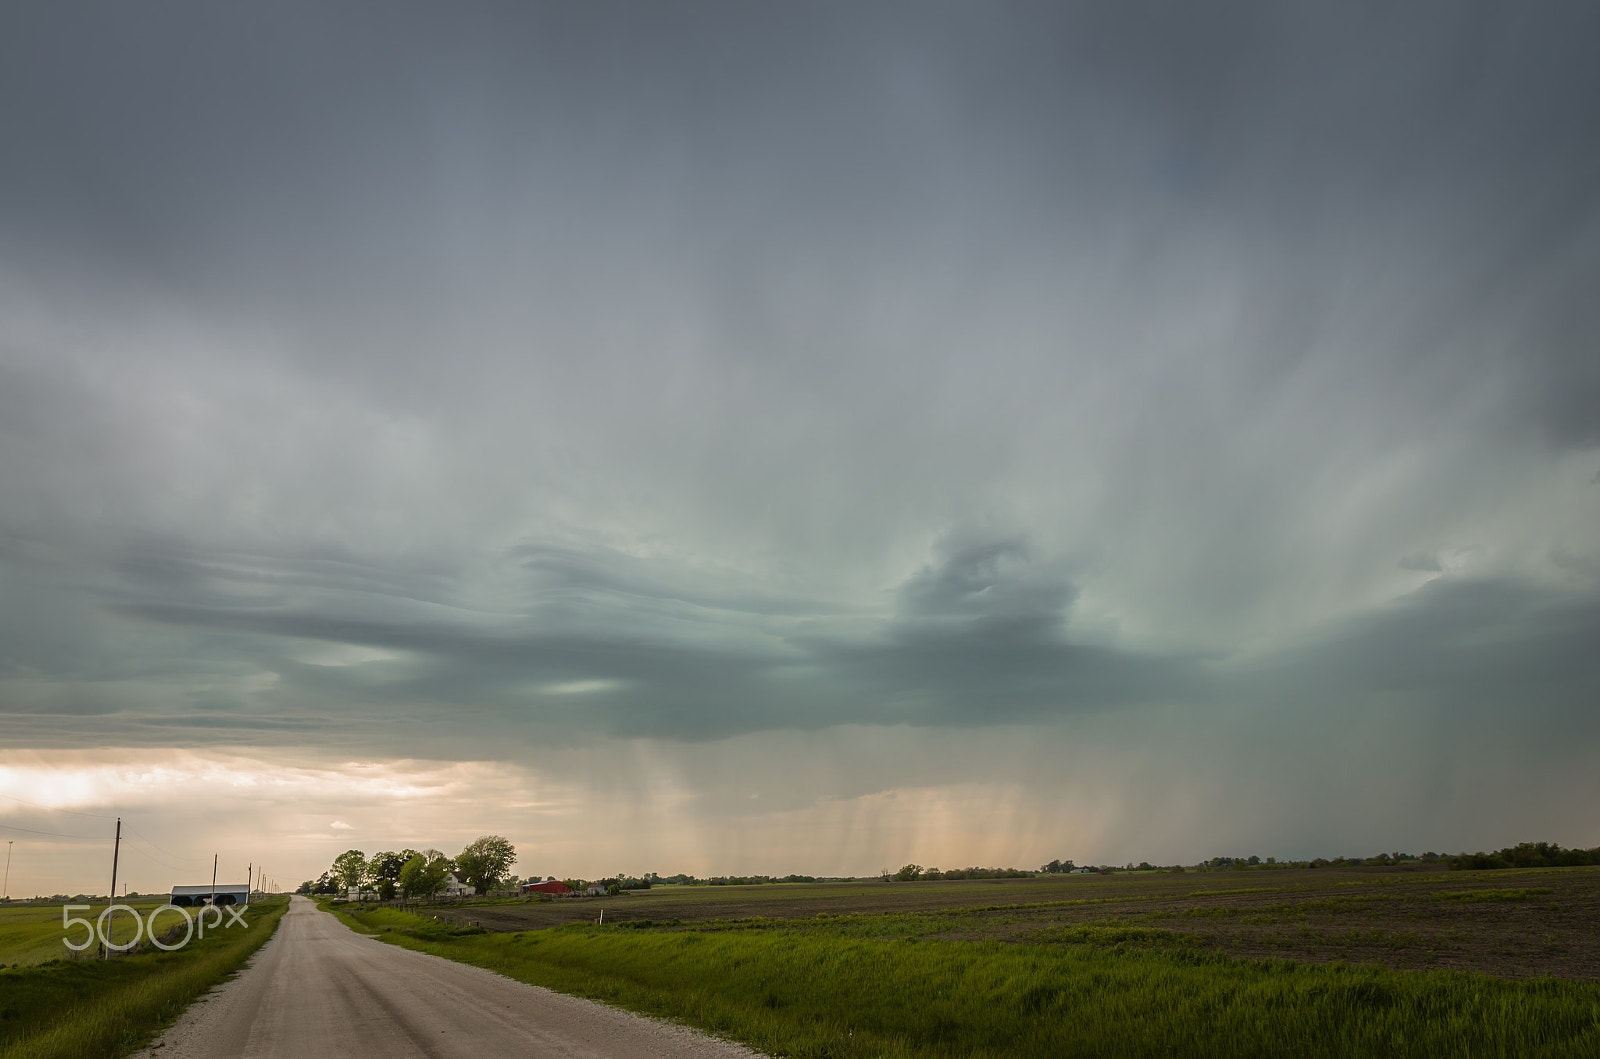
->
[403, 865, 1600, 981]
[0, 897, 169, 969]
[330, 875, 1600, 1059]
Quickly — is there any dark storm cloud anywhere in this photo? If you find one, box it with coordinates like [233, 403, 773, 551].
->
[21, 531, 1587, 751]
[792, 538, 1212, 723]
[1250, 577, 1600, 719]
[10, 534, 1204, 741]
[2, 0, 1598, 785]
[513, 542, 852, 620]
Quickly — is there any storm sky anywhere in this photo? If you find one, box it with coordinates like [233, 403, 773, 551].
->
[3, 2, 1598, 894]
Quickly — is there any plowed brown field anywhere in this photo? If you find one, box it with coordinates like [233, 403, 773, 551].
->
[389, 866, 1600, 980]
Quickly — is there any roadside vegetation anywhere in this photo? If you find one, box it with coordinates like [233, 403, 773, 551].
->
[0, 895, 288, 1059]
[327, 898, 1600, 1057]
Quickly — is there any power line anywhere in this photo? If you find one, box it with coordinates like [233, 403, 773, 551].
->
[120, 840, 207, 875]
[0, 821, 99, 840]
[122, 821, 199, 863]
[0, 792, 116, 818]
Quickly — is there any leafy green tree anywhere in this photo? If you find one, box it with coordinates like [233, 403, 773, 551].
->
[895, 864, 923, 881]
[398, 851, 454, 900]
[332, 849, 367, 893]
[366, 850, 412, 887]
[398, 854, 426, 900]
[455, 835, 517, 895]
[296, 872, 335, 895]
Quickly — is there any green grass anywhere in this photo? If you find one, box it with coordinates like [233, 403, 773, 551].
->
[331, 905, 1600, 1058]
[0, 899, 165, 969]
[1432, 888, 1554, 903]
[0, 896, 287, 1059]
[316, 899, 488, 941]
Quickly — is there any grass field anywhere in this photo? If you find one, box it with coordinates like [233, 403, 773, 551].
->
[0, 896, 287, 1059]
[329, 898, 1600, 1058]
[0, 898, 170, 969]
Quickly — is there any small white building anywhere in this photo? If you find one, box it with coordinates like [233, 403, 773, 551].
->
[171, 883, 249, 907]
[444, 870, 472, 896]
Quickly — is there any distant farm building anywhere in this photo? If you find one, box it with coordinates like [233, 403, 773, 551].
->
[522, 879, 571, 896]
[445, 871, 472, 896]
[170, 883, 249, 907]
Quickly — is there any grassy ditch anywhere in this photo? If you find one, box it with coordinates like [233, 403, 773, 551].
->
[333, 904, 1600, 1058]
[0, 896, 288, 1059]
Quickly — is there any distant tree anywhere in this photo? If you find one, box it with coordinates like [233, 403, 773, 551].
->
[332, 850, 367, 893]
[399, 851, 454, 900]
[894, 864, 923, 882]
[1444, 842, 1600, 871]
[455, 835, 517, 895]
[366, 850, 412, 887]
[398, 854, 426, 900]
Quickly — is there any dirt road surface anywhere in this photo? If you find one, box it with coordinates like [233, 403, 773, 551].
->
[133, 896, 765, 1059]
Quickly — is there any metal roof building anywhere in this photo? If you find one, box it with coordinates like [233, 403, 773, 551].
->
[170, 883, 250, 906]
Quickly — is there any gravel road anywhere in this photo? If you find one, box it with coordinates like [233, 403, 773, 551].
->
[133, 895, 766, 1058]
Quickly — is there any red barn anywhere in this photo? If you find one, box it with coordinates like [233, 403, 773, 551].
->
[522, 880, 572, 896]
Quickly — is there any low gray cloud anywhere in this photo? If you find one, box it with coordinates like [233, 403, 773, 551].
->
[22, 532, 1594, 754]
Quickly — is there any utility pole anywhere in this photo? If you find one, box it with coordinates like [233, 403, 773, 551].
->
[211, 853, 218, 906]
[247, 862, 252, 903]
[105, 818, 122, 960]
[4, 839, 12, 900]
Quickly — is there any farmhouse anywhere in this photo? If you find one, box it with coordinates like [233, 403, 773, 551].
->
[170, 883, 249, 906]
[444, 870, 472, 896]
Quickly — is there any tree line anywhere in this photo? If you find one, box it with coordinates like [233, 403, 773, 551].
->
[295, 838, 1600, 900]
[296, 835, 516, 900]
